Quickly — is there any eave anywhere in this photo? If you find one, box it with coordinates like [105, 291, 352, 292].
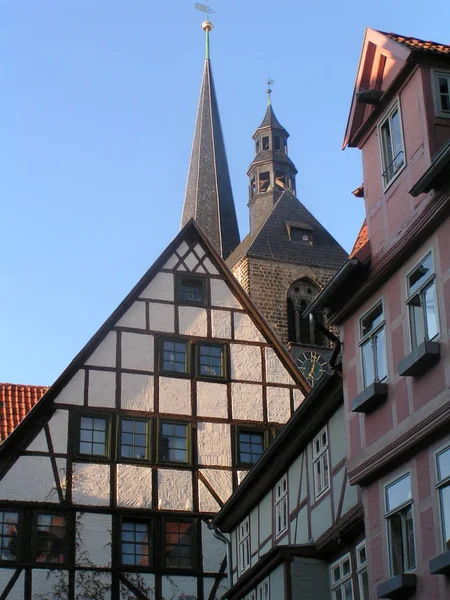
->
[410, 139, 450, 196]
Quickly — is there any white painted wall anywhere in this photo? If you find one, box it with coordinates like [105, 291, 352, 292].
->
[121, 373, 154, 411]
[230, 344, 262, 382]
[76, 512, 112, 567]
[116, 464, 153, 508]
[159, 377, 191, 415]
[121, 332, 154, 371]
[158, 469, 193, 510]
[85, 332, 117, 369]
[88, 370, 116, 408]
[197, 423, 231, 467]
[72, 463, 110, 506]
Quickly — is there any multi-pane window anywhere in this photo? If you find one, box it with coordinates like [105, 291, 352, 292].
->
[385, 473, 415, 575]
[434, 71, 450, 117]
[356, 541, 369, 600]
[164, 521, 194, 569]
[238, 430, 265, 466]
[120, 419, 149, 460]
[161, 339, 189, 374]
[379, 102, 405, 188]
[436, 446, 450, 551]
[121, 521, 150, 566]
[238, 518, 250, 574]
[177, 277, 206, 305]
[197, 343, 225, 378]
[360, 302, 387, 388]
[257, 579, 270, 600]
[330, 553, 353, 600]
[313, 427, 330, 499]
[159, 421, 189, 463]
[274, 476, 288, 537]
[34, 514, 68, 564]
[245, 592, 256, 600]
[78, 415, 109, 457]
[407, 253, 439, 348]
[0, 511, 19, 562]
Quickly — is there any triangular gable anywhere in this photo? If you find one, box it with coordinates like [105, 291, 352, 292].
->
[343, 27, 411, 149]
[0, 219, 309, 473]
[228, 189, 347, 269]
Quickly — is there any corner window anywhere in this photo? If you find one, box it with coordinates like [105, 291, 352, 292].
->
[197, 343, 226, 379]
[34, 513, 68, 564]
[176, 276, 206, 305]
[359, 302, 387, 388]
[356, 541, 369, 600]
[330, 553, 353, 600]
[407, 253, 439, 348]
[78, 414, 110, 458]
[159, 421, 189, 464]
[237, 429, 265, 466]
[274, 476, 288, 537]
[120, 418, 149, 460]
[436, 446, 450, 551]
[238, 517, 250, 574]
[257, 578, 270, 600]
[433, 71, 450, 117]
[313, 427, 330, 499]
[161, 339, 189, 375]
[121, 520, 151, 566]
[164, 520, 194, 569]
[385, 474, 415, 575]
[378, 102, 405, 189]
[0, 511, 19, 562]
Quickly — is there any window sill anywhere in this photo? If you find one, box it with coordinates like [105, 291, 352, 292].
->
[376, 573, 416, 598]
[398, 341, 440, 377]
[429, 549, 450, 575]
[351, 382, 388, 413]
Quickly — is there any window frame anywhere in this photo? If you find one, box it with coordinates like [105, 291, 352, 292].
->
[195, 342, 227, 381]
[238, 517, 250, 575]
[435, 445, 450, 552]
[175, 274, 207, 307]
[274, 475, 288, 538]
[33, 511, 70, 566]
[356, 540, 369, 600]
[119, 517, 152, 569]
[75, 412, 112, 461]
[159, 337, 191, 377]
[330, 552, 354, 600]
[236, 427, 266, 467]
[158, 419, 191, 466]
[384, 472, 416, 576]
[257, 578, 270, 600]
[406, 252, 439, 349]
[0, 508, 22, 564]
[432, 70, 450, 118]
[162, 518, 196, 570]
[378, 100, 406, 191]
[312, 426, 330, 500]
[118, 417, 151, 463]
[359, 301, 388, 388]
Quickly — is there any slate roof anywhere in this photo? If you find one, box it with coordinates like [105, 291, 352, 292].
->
[381, 31, 450, 55]
[181, 58, 240, 260]
[256, 103, 287, 132]
[227, 189, 348, 269]
[0, 382, 48, 442]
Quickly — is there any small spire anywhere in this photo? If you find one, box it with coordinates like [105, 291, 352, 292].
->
[267, 77, 274, 105]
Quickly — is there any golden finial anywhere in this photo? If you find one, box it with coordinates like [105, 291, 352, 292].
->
[195, 3, 215, 59]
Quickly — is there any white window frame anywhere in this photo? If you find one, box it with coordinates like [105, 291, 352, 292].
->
[359, 300, 388, 388]
[435, 445, 450, 551]
[432, 70, 450, 118]
[378, 100, 406, 191]
[406, 252, 439, 349]
[385, 472, 416, 576]
[330, 552, 354, 600]
[257, 578, 270, 600]
[238, 517, 250, 575]
[244, 592, 256, 600]
[274, 475, 288, 537]
[356, 540, 369, 600]
[313, 426, 330, 500]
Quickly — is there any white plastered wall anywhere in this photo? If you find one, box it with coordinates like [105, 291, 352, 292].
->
[76, 512, 112, 567]
[72, 463, 110, 506]
[116, 464, 152, 508]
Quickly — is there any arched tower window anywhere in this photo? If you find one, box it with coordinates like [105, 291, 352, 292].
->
[287, 279, 326, 346]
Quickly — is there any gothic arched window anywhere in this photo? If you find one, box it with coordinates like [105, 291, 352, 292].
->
[287, 279, 326, 346]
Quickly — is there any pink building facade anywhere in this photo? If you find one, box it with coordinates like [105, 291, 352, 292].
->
[309, 29, 450, 599]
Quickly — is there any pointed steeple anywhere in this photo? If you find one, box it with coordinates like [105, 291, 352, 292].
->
[247, 94, 298, 234]
[181, 20, 240, 260]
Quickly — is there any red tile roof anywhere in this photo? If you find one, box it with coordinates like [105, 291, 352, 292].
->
[349, 220, 369, 258]
[382, 32, 450, 55]
[0, 382, 48, 442]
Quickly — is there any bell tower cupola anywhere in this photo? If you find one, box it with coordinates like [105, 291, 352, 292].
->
[247, 85, 298, 233]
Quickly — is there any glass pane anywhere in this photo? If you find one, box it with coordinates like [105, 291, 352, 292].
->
[0, 511, 19, 560]
[358, 545, 366, 566]
[360, 570, 369, 600]
[409, 298, 425, 348]
[405, 506, 416, 570]
[342, 558, 351, 576]
[408, 254, 434, 296]
[375, 328, 387, 381]
[361, 303, 383, 337]
[122, 420, 133, 433]
[361, 340, 375, 387]
[386, 474, 411, 511]
[135, 421, 146, 434]
[79, 442, 92, 454]
[80, 417, 93, 429]
[389, 514, 404, 575]
[440, 485, 450, 550]
[333, 565, 340, 583]
[344, 581, 353, 600]
[424, 283, 439, 340]
[438, 447, 450, 481]
[93, 418, 106, 431]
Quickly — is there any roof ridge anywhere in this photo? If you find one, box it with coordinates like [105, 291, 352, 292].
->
[0, 382, 48, 388]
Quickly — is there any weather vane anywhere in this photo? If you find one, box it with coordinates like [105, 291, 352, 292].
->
[267, 77, 275, 104]
[194, 2, 215, 59]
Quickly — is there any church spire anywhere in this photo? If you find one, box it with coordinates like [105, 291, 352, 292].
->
[181, 18, 240, 260]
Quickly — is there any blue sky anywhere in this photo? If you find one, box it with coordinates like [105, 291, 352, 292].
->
[2, 0, 450, 385]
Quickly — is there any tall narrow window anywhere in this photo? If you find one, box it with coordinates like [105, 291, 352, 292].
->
[436, 446, 450, 551]
[262, 136, 269, 150]
[238, 518, 250, 574]
[356, 541, 369, 600]
[407, 253, 439, 348]
[121, 521, 151, 566]
[385, 474, 415, 575]
[275, 172, 287, 190]
[164, 520, 194, 569]
[257, 579, 270, 600]
[259, 172, 270, 193]
[360, 302, 387, 388]
[433, 71, 450, 117]
[379, 102, 405, 188]
[120, 418, 149, 460]
[197, 343, 226, 378]
[0, 511, 19, 562]
[287, 279, 325, 346]
[313, 427, 329, 499]
[273, 136, 281, 151]
[330, 554, 354, 600]
[274, 476, 288, 537]
[34, 514, 68, 564]
[161, 339, 189, 374]
[159, 421, 189, 464]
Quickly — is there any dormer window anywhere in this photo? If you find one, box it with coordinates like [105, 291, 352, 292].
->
[262, 136, 269, 150]
[273, 136, 281, 151]
[285, 221, 313, 244]
[378, 101, 405, 189]
[433, 71, 450, 118]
